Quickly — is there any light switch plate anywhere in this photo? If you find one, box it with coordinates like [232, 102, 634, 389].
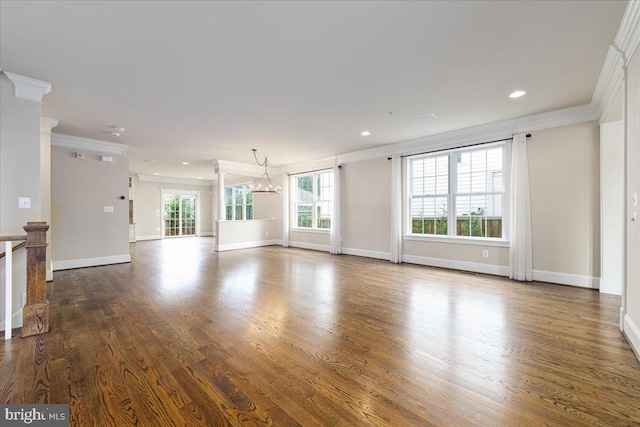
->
[104, 206, 114, 213]
[18, 197, 31, 209]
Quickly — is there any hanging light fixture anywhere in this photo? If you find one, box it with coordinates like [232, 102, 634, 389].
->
[251, 149, 282, 195]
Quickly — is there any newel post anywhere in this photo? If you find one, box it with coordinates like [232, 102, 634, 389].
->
[22, 221, 50, 337]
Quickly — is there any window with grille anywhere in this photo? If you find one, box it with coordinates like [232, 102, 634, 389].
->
[408, 144, 505, 239]
[293, 170, 333, 230]
[225, 183, 253, 221]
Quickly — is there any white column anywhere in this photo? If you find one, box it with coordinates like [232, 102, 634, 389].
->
[217, 172, 226, 221]
[40, 117, 58, 282]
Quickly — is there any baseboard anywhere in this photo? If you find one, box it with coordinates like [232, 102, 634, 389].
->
[342, 247, 390, 261]
[0, 308, 23, 332]
[216, 240, 280, 252]
[199, 232, 214, 237]
[532, 270, 600, 289]
[624, 314, 640, 363]
[402, 254, 509, 276]
[53, 254, 131, 271]
[136, 235, 162, 241]
[288, 241, 330, 252]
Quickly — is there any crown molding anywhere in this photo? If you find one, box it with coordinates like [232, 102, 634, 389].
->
[40, 117, 59, 134]
[52, 133, 129, 156]
[137, 174, 214, 186]
[334, 104, 597, 165]
[3, 71, 52, 102]
[212, 159, 265, 177]
[591, 0, 640, 119]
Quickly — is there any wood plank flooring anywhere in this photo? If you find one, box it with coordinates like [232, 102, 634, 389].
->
[2, 238, 640, 426]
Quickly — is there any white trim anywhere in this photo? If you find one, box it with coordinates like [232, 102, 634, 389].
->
[0, 309, 23, 335]
[511, 104, 598, 134]
[623, 314, 640, 363]
[215, 239, 280, 252]
[52, 133, 129, 156]
[288, 241, 330, 252]
[40, 117, 59, 134]
[136, 235, 162, 241]
[402, 254, 509, 276]
[290, 228, 330, 235]
[199, 232, 215, 237]
[532, 270, 600, 289]
[342, 247, 390, 261]
[332, 104, 598, 166]
[592, 1, 640, 119]
[3, 71, 52, 102]
[403, 235, 510, 247]
[53, 254, 131, 271]
[137, 173, 214, 186]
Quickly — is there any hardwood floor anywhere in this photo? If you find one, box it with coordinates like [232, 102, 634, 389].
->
[2, 238, 640, 426]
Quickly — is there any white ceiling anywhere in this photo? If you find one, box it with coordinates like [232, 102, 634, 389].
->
[0, 1, 627, 180]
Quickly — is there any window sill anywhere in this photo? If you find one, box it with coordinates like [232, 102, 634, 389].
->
[290, 228, 330, 234]
[404, 234, 509, 247]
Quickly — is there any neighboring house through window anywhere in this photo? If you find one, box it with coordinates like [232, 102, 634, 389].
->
[225, 183, 253, 221]
[409, 144, 505, 239]
[293, 170, 333, 229]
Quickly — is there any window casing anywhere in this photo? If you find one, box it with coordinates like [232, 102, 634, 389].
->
[408, 144, 505, 240]
[225, 183, 253, 221]
[293, 170, 333, 230]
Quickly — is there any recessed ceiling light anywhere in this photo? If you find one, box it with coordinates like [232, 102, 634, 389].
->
[182, 162, 189, 165]
[361, 131, 371, 136]
[198, 177, 203, 179]
[110, 132, 121, 137]
[153, 173, 160, 176]
[509, 90, 526, 98]
[113, 126, 125, 133]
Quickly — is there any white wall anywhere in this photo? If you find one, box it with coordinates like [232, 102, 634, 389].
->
[528, 121, 600, 285]
[215, 219, 279, 251]
[0, 73, 43, 330]
[133, 176, 214, 240]
[600, 120, 624, 295]
[52, 145, 130, 269]
[624, 49, 640, 357]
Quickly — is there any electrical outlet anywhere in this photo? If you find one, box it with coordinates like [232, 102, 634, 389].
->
[18, 197, 31, 209]
[482, 250, 489, 258]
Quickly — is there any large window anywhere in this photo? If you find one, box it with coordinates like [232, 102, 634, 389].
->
[409, 144, 504, 239]
[225, 183, 253, 221]
[293, 170, 333, 229]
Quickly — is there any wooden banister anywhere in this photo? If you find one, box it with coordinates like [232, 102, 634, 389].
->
[22, 222, 49, 337]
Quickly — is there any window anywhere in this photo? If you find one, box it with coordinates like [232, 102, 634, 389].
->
[225, 183, 253, 221]
[409, 144, 505, 239]
[293, 170, 333, 229]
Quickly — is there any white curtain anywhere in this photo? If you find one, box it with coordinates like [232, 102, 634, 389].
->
[282, 174, 290, 247]
[509, 133, 533, 281]
[330, 162, 342, 254]
[390, 155, 403, 263]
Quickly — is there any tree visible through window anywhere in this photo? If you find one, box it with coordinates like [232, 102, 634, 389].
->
[294, 170, 332, 229]
[225, 183, 253, 221]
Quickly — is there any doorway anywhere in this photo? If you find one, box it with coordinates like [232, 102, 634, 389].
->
[162, 192, 199, 238]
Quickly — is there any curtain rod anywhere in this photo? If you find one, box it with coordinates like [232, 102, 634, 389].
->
[287, 165, 341, 176]
[388, 133, 531, 160]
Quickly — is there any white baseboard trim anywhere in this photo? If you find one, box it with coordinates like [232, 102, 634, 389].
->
[136, 235, 162, 241]
[53, 254, 131, 271]
[199, 232, 214, 237]
[288, 241, 330, 252]
[0, 309, 23, 333]
[403, 254, 509, 276]
[532, 270, 600, 289]
[216, 240, 280, 252]
[342, 247, 390, 261]
[624, 314, 640, 363]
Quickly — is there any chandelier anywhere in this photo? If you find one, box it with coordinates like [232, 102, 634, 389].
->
[251, 149, 282, 195]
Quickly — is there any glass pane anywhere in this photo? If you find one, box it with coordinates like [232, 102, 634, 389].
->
[297, 176, 313, 202]
[235, 205, 243, 221]
[246, 205, 253, 220]
[297, 203, 312, 227]
[226, 206, 232, 221]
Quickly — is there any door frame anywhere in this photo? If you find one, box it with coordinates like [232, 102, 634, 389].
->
[160, 188, 201, 239]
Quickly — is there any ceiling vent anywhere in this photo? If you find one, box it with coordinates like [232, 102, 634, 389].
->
[413, 113, 437, 123]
